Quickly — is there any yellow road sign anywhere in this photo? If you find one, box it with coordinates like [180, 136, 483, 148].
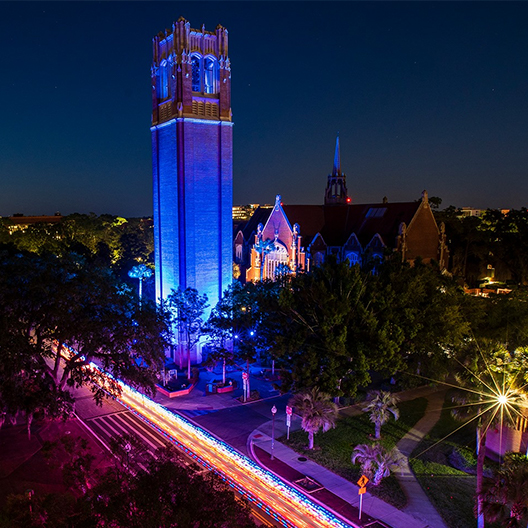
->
[357, 475, 369, 488]
[358, 486, 367, 495]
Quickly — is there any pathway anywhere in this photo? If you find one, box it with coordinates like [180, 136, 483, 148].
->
[251, 386, 451, 528]
[394, 389, 449, 528]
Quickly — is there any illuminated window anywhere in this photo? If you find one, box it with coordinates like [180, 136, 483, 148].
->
[265, 246, 288, 280]
[191, 54, 201, 92]
[159, 60, 169, 99]
[314, 252, 325, 267]
[345, 252, 360, 266]
[204, 56, 217, 94]
[366, 207, 387, 219]
[191, 54, 218, 94]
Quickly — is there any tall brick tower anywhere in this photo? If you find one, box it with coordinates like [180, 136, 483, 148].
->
[152, 18, 233, 359]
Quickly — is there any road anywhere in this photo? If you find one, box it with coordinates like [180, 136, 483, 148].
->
[75, 361, 357, 528]
[75, 403, 279, 527]
[177, 394, 292, 454]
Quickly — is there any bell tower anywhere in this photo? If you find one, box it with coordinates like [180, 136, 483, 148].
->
[151, 18, 233, 341]
[324, 136, 349, 205]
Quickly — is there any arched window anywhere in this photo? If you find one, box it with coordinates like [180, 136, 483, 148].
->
[265, 245, 288, 280]
[345, 251, 360, 266]
[159, 60, 169, 99]
[204, 56, 217, 94]
[191, 54, 201, 92]
[191, 54, 218, 94]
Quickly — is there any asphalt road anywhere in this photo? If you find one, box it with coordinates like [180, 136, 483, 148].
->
[179, 394, 292, 454]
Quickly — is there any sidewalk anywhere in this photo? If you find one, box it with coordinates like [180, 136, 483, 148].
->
[153, 364, 281, 411]
[250, 430, 427, 528]
[248, 386, 449, 528]
[154, 367, 449, 528]
[394, 390, 449, 528]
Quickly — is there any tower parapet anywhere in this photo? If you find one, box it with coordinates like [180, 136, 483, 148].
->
[152, 17, 231, 125]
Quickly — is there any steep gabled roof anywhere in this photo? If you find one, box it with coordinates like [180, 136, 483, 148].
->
[275, 201, 422, 249]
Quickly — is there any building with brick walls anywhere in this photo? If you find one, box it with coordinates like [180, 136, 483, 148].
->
[236, 139, 449, 282]
[151, 18, 233, 362]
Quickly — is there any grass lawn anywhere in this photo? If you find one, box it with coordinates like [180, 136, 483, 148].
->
[410, 391, 492, 528]
[280, 397, 428, 509]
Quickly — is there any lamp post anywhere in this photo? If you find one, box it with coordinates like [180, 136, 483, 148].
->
[271, 405, 277, 460]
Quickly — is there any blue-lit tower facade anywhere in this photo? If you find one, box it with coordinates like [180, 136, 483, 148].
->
[152, 18, 233, 362]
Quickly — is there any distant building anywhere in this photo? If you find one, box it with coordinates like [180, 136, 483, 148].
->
[235, 139, 448, 281]
[458, 207, 484, 218]
[233, 204, 264, 222]
[3, 213, 63, 234]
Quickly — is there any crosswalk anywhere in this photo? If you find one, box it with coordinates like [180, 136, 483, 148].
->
[82, 409, 277, 527]
[85, 410, 172, 458]
[178, 408, 217, 418]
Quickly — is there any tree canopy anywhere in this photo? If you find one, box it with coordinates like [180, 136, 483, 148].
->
[0, 249, 169, 435]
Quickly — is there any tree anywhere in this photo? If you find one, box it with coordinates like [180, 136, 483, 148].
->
[0, 443, 257, 528]
[451, 342, 528, 528]
[372, 258, 470, 383]
[278, 257, 382, 395]
[81, 446, 257, 528]
[288, 388, 338, 449]
[42, 435, 96, 493]
[128, 263, 153, 304]
[362, 390, 399, 439]
[480, 453, 528, 527]
[0, 250, 169, 435]
[351, 443, 402, 486]
[166, 287, 209, 379]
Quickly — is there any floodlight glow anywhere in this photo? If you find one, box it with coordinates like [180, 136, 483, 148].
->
[497, 394, 508, 405]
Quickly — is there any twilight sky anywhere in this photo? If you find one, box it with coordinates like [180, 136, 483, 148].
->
[1, 1, 527, 217]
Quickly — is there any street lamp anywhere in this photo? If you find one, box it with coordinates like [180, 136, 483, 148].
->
[271, 405, 277, 460]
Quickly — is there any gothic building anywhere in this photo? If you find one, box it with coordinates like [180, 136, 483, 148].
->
[152, 18, 233, 362]
[236, 139, 448, 282]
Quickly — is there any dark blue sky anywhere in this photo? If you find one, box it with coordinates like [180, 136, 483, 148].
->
[1, 2, 527, 217]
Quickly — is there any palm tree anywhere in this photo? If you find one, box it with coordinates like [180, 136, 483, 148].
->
[350, 443, 379, 480]
[480, 453, 528, 528]
[362, 390, 399, 439]
[351, 443, 402, 486]
[289, 388, 338, 449]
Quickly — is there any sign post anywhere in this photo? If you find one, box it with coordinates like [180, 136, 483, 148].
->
[242, 372, 248, 402]
[271, 405, 277, 460]
[285, 405, 293, 440]
[357, 475, 369, 520]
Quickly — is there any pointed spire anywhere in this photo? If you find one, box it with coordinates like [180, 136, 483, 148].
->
[325, 134, 349, 206]
[333, 134, 341, 177]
